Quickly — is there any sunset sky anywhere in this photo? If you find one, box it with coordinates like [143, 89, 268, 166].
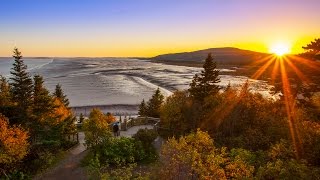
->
[0, 0, 319, 57]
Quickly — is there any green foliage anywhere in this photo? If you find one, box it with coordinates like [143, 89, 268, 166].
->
[33, 75, 55, 119]
[146, 88, 164, 118]
[0, 76, 12, 107]
[138, 99, 147, 116]
[299, 120, 320, 165]
[160, 91, 193, 137]
[83, 109, 112, 149]
[133, 128, 157, 147]
[53, 83, 70, 107]
[159, 130, 255, 179]
[159, 79, 320, 178]
[214, 87, 289, 150]
[133, 128, 158, 162]
[9, 48, 33, 125]
[4, 170, 30, 180]
[138, 88, 164, 118]
[26, 148, 66, 176]
[99, 137, 145, 165]
[189, 53, 221, 101]
[83, 136, 151, 179]
[256, 159, 312, 180]
[0, 48, 78, 178]
[86, 153, 103, 180]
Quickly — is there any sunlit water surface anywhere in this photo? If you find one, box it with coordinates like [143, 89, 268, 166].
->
[0, 58, 274, 107]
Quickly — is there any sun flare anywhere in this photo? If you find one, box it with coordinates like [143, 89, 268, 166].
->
[269, 43, 291, 56]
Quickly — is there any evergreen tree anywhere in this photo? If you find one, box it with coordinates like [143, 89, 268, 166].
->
[33, 75, 55, 122]
[189, 53, 221, 101]
[302, 38, 320, 60]
[53, 83, 70, 107]
[147, 88, 164, 118]
[9, 48, 33, 125]
[138, 99, 147, 116]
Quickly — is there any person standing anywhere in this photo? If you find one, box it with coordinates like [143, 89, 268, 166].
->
[113, 123, 119, 137]
[117, 122, 121, 136]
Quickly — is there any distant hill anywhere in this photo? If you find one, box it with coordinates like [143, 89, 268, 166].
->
[151, 47, 270, 65]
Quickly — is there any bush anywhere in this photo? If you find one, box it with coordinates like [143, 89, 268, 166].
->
[83, 109, 112, 149]
[133, 128, 158, 162]
[94, 137, 146, 166]
[159, 130, 255, 179]
[133, 129, 157, 146]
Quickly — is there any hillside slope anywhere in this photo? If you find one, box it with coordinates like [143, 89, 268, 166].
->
[151, 47, 270, 65]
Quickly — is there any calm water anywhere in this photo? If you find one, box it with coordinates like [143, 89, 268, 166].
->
[0, 57, 274, 107]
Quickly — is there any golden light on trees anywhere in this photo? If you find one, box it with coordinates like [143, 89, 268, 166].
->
[249, 43, 320, 159]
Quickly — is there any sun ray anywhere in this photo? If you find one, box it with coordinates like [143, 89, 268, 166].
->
[283, 56, 311, 83]
[251, 56, 276, 80]
[279, 57, 303, 159]
[250, 54, 274, 66]
[271, 57, 280, 84]
[202, 82, 251, 132]
[290, 55, 320, 71]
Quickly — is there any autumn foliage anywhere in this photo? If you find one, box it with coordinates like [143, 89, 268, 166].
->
[83, 109, 114, 148]
[0, 114, 29, 164]
[159, 130, 254, 179]
[0, 49, 77, 178]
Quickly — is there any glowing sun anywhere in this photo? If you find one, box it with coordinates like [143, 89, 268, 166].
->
[269, 43, 291, 56]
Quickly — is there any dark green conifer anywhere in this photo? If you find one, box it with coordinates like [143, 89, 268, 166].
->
[9, 48, 33, 125]
[189, 53, 221, 101]
[138, 99, 147, 116]
[147, 88, 164, 118]
[53, 83, 70, 107]
[33, 75, 55, 121]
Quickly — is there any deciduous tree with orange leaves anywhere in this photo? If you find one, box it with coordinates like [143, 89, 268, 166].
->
[83, 109, 114, 148]
[0, 114, 29, 165]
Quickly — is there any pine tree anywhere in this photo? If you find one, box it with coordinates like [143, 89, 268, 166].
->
[33, 75, 55, 122]
[147, 88, 164, 118]
[189, 53, 221, 101]
[53, 83, 70, 107]
[302, 38, 320, 59]
[9, 48, 33, 125]
[138, 99, 147, 116]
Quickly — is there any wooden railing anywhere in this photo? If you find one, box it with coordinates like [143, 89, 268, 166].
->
[121, 116, 160, 131]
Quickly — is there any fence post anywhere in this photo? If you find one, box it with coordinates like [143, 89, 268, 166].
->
[124, 119, 127, 131]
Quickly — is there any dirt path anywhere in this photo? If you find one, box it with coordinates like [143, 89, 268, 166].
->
[34, 132, 88, 180]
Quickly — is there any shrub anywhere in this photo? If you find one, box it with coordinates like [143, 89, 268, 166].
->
[98, 137, 146, 166]
[83, 109, 112, 149]
[159, 130, 255, 179]
[133, 129, 157, 147]
[133, 128, 158, 162]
